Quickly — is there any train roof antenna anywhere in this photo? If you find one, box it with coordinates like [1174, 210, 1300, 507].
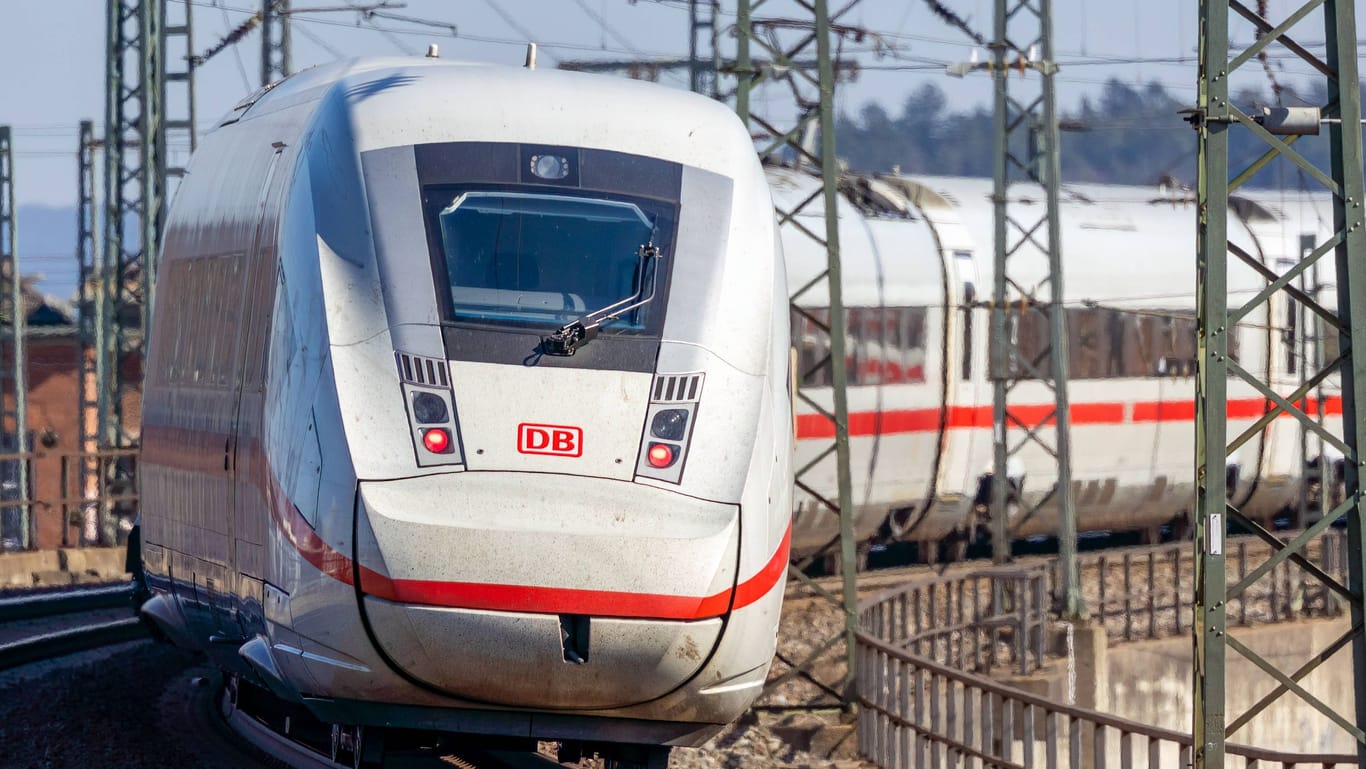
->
[525, 43, 538, 70]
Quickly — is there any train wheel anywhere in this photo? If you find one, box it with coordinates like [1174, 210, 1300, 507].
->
[1169, 513, 1193, 541]
[353, 726, 385, 769]
[820, 545, 869, 576]
[221, 673, 240, 719]
[947, 536, 969, 562]
[330, 724, 347, 764]
[917, 541, 939, 565]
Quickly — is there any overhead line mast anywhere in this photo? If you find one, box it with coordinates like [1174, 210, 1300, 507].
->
[262, 0, 292, 85]
[99, 0, 195, 521]
[0, 127, 30, 551]
[987, 0, 1080, 617]
[931, 0, 1080, 613]
[76, 121, 102, 545]
[733, 0, 862, 709]
[1194, 0, 1366, 766]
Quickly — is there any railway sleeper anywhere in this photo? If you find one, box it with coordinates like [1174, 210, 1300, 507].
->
[557, 741, 670, 769]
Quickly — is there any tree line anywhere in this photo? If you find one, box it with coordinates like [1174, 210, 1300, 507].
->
[834, 78, 1357, 189]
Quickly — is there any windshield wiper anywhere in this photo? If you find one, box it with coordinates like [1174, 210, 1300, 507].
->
[541, 243, 662, 356]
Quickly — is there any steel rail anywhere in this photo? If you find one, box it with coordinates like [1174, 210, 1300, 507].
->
[0, 616, 146, 670]
[222, 699, 342, 769]
[223, 686, 564, 769]
[0, 582, 134, 622]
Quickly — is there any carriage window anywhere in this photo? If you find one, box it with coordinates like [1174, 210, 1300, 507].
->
[1005, 306, 1239, 380]
[793, 309, 831, 387]
[1069, 307, 1240, 379]
[1006, 306, 1053, 379]
[432, 191, 667, 329]
[954, 251, 976, 381]
[160, 253, 244, 388]
[792, 307, 927, 386]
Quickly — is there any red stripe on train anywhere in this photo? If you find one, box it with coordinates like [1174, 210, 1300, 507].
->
[797, 396, 1344, 439]
[268, 478, 790, 621]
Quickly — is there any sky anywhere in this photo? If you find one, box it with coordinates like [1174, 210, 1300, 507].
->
[0, 0, 1359, 285]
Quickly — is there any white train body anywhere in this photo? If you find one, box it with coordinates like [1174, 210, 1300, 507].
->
[136, 58, 793, 759]
[780, 170, 1338, 556]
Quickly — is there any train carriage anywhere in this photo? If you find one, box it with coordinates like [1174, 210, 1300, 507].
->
[784, 170, 1334, 559]
[137, 57, 794, 769]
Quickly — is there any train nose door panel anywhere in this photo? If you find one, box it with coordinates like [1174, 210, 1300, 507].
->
[232, 147, 285, 590]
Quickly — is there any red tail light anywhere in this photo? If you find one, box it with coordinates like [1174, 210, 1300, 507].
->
[646, 442, 676, 468]
[423, 428, 451, 453]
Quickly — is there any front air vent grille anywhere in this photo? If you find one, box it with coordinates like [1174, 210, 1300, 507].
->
[396, 352, 449, 387]
[652, 372, 704, 403]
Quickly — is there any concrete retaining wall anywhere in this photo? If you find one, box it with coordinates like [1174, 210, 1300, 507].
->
[0, 547, 128, 588]
[1107, 617, 1357, 754]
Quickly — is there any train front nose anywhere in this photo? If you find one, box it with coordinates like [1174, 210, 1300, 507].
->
[354, 472, 739, 710]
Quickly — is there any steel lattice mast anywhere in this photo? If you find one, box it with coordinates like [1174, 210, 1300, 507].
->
[1195, 0, 1366, 765]
[987, 0, 1081, 616]
[101, 0, 194, 473]
[0, 127, 30, 550]
[688, 0, 719, 98]
[262, 0, 291, 86]
[733, 0, 860, 706]
[76, 120, 102, 544]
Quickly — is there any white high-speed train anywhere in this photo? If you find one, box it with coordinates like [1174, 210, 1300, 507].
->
[779, 167, 1339, 560]
[134, 58, 793, 769]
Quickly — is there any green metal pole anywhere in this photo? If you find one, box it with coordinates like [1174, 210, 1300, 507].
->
[1322, 2, 1366, 764]
[261, 0, 292, 86]
[989, 0, 1010, 566]
[76, 121, 100, 548]
[0, 127, 28, 550]
[1194, 0, 1230, 765]
[5, 132, 28, 552]
[141, 0, 164, 352]
[812, 0, 858, 698]
[733, 0, 858, 709]
[734, 0, 751, 125]
[100, 0, 123, 465]
[1038, 0, 1080, 619]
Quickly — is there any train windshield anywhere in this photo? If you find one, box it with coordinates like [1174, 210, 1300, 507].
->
[434, 191, 661, 327]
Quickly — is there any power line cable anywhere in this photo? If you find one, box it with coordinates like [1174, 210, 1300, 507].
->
[918, 0, 987, 47]
[569, 0, 643, 54]
[172, 0, 639, 54]
[293, 15, 347, 58]
[480, 0, 560, 64]
[213, 2, 256, 93]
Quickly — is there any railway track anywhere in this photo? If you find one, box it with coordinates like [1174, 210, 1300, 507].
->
[0, 585, 573, 769]
[220, 673, 582, 769]
[0, 581, 147, 670]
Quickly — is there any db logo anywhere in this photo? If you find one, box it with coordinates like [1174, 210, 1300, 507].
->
[517, 423, 583, 457]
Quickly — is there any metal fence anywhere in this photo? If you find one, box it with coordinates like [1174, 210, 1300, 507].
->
[1058, 529, 1348, 645]
[855, 529, 1358, 769]
[0, 451, 38, 551]
[57, 448, 139, 548]
[0, 448, 139, 551]
[858, 566, 1051, 677]
[856, 632, 1357, 769]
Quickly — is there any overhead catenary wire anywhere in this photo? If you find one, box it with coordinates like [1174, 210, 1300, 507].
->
[170, 0, 648, 56]
[216, 3, 256, 94]
[569, 0, 644, 54]
[480, 0, 560, 65]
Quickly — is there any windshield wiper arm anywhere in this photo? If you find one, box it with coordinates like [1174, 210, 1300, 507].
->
[541, 243, 662, 357]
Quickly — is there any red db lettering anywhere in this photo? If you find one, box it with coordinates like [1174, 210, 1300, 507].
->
[526, 427, 550, 450]
[518, 423, 583, 457]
